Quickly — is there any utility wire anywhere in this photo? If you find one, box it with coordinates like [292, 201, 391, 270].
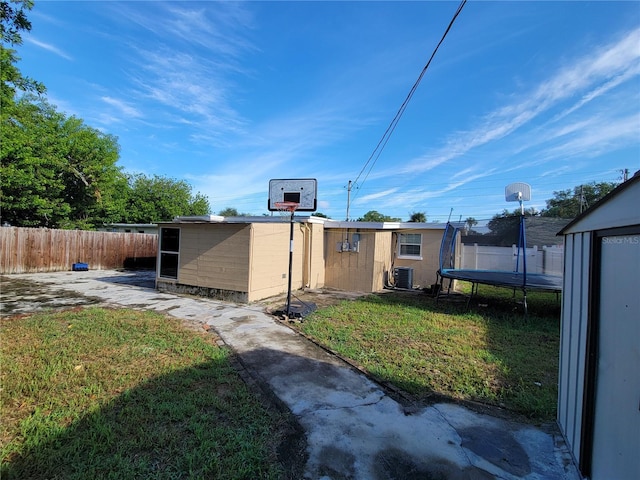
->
[349, 0, 467, 209]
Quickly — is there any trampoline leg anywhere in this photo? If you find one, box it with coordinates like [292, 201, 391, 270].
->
[522, 288, 528, 316]
[436, 273, 448, 305]
[466, 282, 477, 310]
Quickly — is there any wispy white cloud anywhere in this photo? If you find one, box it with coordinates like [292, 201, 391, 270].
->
[82, 2, 258, 145]
[351, 168, 497, 214]
[542, 114, 639, 160]
[101, 96, 143, 119]
[118, 2, 256, 60]
[26, 37, 72, 60]
[552, 62, 640, 122]
[389, 27, 640, 179]
[355, 188, 399, 204]
[205, 23, 639, 217]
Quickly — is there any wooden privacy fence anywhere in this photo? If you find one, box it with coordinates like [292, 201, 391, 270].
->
[0, 227, 158, 274]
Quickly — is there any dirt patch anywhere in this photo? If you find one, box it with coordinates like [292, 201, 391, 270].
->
[261, 287, 372, 316]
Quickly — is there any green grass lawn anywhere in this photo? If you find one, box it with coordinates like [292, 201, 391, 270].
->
[298, 285, 561, 421]
[1, 307, 290, 480]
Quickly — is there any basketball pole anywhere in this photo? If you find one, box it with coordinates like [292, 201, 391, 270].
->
[286, 209, 294, 318]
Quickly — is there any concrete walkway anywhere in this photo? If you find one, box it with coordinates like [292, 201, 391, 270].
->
[1, 270, 581, 480]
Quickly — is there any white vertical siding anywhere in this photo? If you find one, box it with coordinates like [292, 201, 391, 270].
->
[558, 231, 591, 465]
[591, 234, 640, 478]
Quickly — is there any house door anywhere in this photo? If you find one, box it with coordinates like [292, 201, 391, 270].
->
[591, 233, 640, 479]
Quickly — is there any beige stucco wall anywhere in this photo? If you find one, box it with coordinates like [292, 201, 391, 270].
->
[324, 229, 393, 292]
[302, 222, 325, 289]
[323, 227, 445, 292]
[372, 231, 392, 291]
[245, 221, 325, 301]
[159, 221, 445, 301]
[248, 222, 304, 301]
[393, 229, 443, 289]
[178, 223, 251, 293]
[158, 220, 325, 303]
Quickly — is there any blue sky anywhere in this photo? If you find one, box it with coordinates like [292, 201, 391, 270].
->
[18, 1, 640, 222]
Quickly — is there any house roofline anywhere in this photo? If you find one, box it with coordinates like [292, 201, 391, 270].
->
[103, 223, 158, 228]
[322, 220, 449, 230]
[160, 215, 450, 230]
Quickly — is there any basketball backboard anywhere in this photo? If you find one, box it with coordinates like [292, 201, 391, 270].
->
[268, 178, 317, 212]
[505, 182, 531, 202]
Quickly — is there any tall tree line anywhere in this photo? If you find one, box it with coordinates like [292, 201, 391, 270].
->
[0, 1, 210, 229]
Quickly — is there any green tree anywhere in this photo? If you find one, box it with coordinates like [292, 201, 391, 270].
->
[408, 211, 426, 222]
[0, 3, 211, 228]
[1, 96, 125, 228]
[218, 207, 239, 217]
[1, 0, 45, 110]
[218, 207, 252, 217]
[357, 210, 402, 222]
[124, 174, 210, 223]
[465, 217, 478, 232]
[486, 208, 537, 246]
[541, 181, 618, 218]
[312, 212, 329, 218]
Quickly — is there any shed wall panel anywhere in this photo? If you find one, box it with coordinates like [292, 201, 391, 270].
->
[558, 235, 574, 437]
[558, 232, 591, 465]
[572, 233, 590, 454]
[591, 233, 640, 478]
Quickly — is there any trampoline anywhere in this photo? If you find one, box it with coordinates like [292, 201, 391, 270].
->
[436, 184, 562, 313]
[436, 220, 562, 312]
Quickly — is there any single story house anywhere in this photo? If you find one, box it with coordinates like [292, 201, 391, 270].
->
[101, 223, 158, 234]
[557, 171, 639, 480]
[155, 215, 448, 302]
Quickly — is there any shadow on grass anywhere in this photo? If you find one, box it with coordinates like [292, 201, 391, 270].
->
[2, 358, 306, 480]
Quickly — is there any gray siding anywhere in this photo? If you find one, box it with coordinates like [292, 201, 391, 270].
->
[558, 232, 591, 464]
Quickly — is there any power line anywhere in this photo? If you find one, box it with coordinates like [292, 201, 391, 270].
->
[348, 0, 467, 212]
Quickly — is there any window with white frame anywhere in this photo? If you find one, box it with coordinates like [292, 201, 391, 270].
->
[159, 227, 180, 278]
[398, 233, 422, 258]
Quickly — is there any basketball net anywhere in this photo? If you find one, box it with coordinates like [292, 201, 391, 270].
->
[274, 201, 299, 220]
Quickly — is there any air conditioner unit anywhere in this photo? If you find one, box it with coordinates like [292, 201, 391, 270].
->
[393, 267, 413, 289]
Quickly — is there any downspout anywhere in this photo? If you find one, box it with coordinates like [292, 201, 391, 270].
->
[385, 232, 398, 289]
[300, 223, 312, 288]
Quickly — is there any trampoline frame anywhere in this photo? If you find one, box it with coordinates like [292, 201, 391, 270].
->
[435, 217, 562, 313]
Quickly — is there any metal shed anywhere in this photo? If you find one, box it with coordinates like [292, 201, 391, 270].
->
[557, 172, 640, 479]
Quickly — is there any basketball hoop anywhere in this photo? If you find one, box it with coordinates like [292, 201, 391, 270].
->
[273, 201, 299, 318]
[274, 201, 299, 219]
